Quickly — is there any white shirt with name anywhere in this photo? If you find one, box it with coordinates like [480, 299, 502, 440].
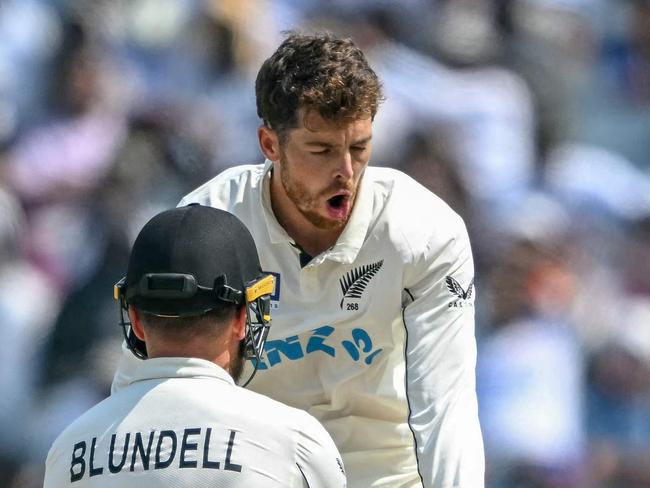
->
[45, 356, 346, 487]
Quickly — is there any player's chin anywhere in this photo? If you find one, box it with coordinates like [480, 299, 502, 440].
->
[306, 209, 347, 230]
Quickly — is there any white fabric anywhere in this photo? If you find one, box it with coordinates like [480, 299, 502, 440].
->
[46, 356, 346, 487]
[113, 161, 484, 487]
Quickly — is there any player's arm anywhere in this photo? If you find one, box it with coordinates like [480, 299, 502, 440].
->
[295, 412, 347, 488]
[402, 214, 484, 487]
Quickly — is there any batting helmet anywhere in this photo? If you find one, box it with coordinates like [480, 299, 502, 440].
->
[113, 204, 274, 384]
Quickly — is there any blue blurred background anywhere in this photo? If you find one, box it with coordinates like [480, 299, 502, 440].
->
[1, 1, 650, 486]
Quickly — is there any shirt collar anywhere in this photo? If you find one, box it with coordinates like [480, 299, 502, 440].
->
[260, 159, 374, 264]
[127, 356, 235, 387]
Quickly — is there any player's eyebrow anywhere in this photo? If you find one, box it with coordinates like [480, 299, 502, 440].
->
[304, 136, 372, 148]
[304, 141, 334, 147]
[351, 136, 372, 146]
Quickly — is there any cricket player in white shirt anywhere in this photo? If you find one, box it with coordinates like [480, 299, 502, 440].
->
[44, 205, 346, 487]
[113, 32, 484, 487]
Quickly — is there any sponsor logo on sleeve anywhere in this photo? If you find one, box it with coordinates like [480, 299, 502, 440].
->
[445, 276, 474, 308]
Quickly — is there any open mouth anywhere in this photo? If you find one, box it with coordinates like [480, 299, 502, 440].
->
[328, 194, 347, 209]
[325, 192, 351, 220]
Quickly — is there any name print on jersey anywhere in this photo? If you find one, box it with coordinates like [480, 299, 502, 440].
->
[69, 427, 243, 482]
[253, 326, 383, 370]
[339, 260, 384, 309]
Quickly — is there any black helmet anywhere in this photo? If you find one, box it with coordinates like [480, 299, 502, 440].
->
[114, 204, 274, 385]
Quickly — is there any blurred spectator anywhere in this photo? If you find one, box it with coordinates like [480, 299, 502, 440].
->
[3, 17, 127, 300]
[0, 0, 62, 141]
[368, 28, 536, 214]
[478, 194, 586, 488]
[544, 146, 650, 355]
[569, 0, 650, 169]
[545, 143, 650, 221]
[621, 215, 650, 297]
[6, 18, 126, 208]
[0, 186, 59, 484]
[500, 0, 601, 157]
[586, 299, 650, 487]
[0, 1, 648, 486]
[395, 127, 470, 221]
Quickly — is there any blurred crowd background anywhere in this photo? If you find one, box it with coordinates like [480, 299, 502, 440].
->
[1, 0, 650, 486]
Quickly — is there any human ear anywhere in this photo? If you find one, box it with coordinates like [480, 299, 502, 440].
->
[232, 306, 247, 342]
[128, 307, 146, 341]
[258, 126, 281, 162]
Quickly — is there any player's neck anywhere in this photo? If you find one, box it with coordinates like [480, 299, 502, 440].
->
[270, 174, 342, 257]
[145, 335, 231, 370]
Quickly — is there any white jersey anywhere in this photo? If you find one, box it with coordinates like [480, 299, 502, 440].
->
[113, 161, 484, 487]
[46, 357, 346, 487]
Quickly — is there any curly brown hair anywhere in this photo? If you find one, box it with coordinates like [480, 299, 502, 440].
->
[255, 32, 384, 140]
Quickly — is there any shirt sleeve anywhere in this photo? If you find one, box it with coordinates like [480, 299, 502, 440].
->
[295, 412, 347, 488]
[402, 215, 485, 487]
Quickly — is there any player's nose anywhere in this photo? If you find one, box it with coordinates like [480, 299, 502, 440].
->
[334, 152, 354, 180]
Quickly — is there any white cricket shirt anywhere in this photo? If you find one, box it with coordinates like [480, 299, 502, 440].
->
[113, 161, 484, 487]
[46, 357, 346, 487]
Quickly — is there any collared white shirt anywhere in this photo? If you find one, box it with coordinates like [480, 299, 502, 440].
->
[114, 161, 484, 487]
[46, 357, 346, 487]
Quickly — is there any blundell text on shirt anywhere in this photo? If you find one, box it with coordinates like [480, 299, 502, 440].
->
[69, 426, 243, 482]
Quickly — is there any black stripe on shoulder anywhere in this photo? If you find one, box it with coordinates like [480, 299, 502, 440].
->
[297, 463, 311, 487]
[402, 288, 425, 486]
[404, 288, 415, 302]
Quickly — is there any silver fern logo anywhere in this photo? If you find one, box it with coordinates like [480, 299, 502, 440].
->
[445, 276, 474, 308]
[339, 260, 384, 309]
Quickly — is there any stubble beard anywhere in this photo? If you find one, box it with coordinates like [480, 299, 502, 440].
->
[279, 155, 356, 231]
